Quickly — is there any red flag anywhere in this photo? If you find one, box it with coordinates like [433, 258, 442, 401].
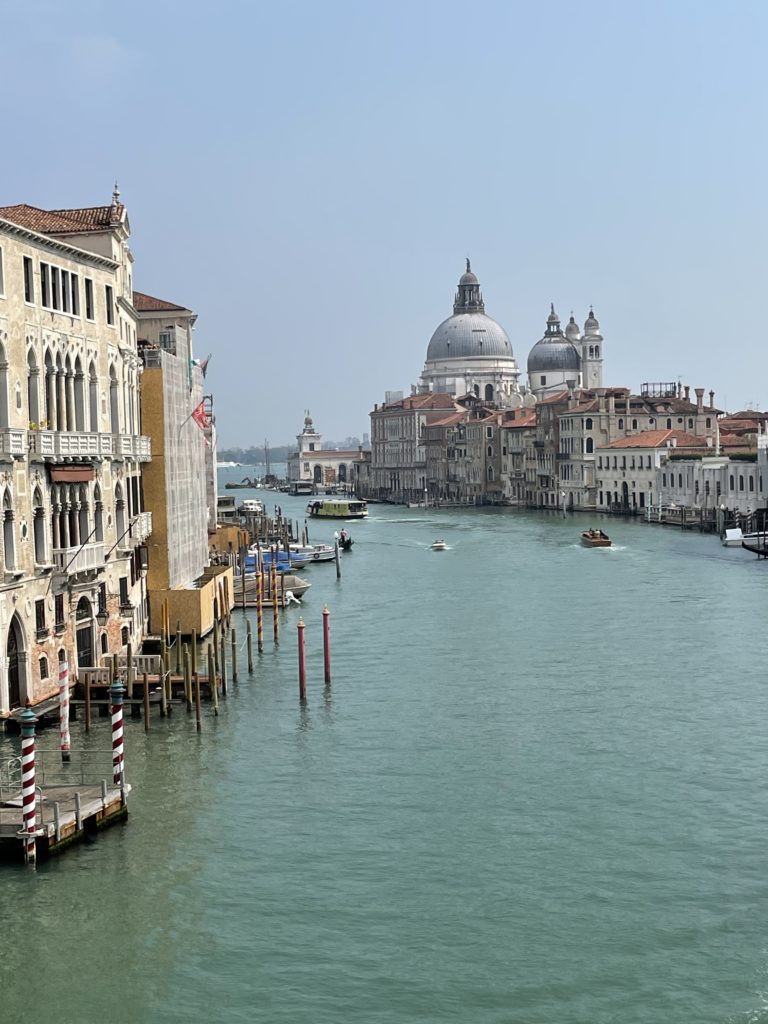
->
[191, 400, 210, 430]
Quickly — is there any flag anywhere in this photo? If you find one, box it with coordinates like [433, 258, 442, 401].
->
[199, 354, 211, 378]
[191, 400, 210, 431]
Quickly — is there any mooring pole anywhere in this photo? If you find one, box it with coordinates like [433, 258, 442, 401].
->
[59, 660, 71, 762]
[297, 618, 307, 702]
[322, 607, 332, 685]
[110, 681, 126, 787]
[20, 708, 38, 866]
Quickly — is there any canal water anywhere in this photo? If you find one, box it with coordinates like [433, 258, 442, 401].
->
[2, 478, 768, 1024]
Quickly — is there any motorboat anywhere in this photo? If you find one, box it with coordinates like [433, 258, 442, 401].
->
[238, 499, 265, 515]
[245, 549, 310, 571]
[236, 572, 311, 607]
[430, 540, 448, 551]
[289, 542, 336, 563]
[306, 498, 368, 519]
[581, 529, 611, 548]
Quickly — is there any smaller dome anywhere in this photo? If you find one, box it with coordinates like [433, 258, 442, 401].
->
[565, 314, 580, 340]
[546, 303, 560, 326]
[584, 307, 600, 333]
[528, 337, 581, 373]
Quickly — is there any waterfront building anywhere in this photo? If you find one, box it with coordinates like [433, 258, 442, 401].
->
[136, 292, 232, 638]
[286, 412, 369, 491]
[0, 195, 151, 713]
[370, 392, 458, 503]
[419, 261, 522, 403]
[500, 408, 536, 505]
[595, 429, 708, 513]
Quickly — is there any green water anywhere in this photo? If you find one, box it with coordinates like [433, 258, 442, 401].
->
[3, 486, 768, 1024]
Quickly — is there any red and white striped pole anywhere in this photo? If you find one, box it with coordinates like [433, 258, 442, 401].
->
[322, 606, 332, 685]
[297, 618, 307, 702]
[19, 708, 38, 865]
[59, 660, 71, 763]
[109, 681, 126, 788]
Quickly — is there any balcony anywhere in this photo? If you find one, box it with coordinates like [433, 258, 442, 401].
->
[0, 428, 27, 459]
[533, 440, 546, 449]
[115, 434, 152, 461]
[30, 430, 113, 460]
[556, 452, 570, 461]
[121, 511, 153, 548]
[53, 542, 105, 575]
[28, 430, 152, 463]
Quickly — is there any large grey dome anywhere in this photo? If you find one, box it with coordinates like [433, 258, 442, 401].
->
[426, 312, 514, 361]
[527, 304, 581, 373]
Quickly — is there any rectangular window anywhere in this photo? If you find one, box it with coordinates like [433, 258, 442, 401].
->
[51, 266, 60, 309]
[61, 269, 70, 313]
[35, 598, 46, 639]
[70, 273, 80, 315]
[23, 256, 34, 302]
[54, 594, 65, 632]
[119, 576, 129, 607]
[85, 278, 94, 319]
[105, 284, 115, 325]
[41, 262, 50, 307]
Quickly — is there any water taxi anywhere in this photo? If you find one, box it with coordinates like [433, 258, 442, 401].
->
[581, 529, 611, 548]
[238, 499, 265, 515]
[430, 540, 448, 551]
[306, 498, 368, 519]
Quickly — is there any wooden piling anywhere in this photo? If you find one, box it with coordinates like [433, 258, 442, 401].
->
[194, 672, 202, 731]
[191, 629, 198, 675]
[334, 540, 341, 579]
[85, 677, 92, 732]
[175, 625, 182, 674]
[126, 642, 134, 700]
[246, 620, 254, 672]
[256, 572, 264, 653]
[220, 634, 228, 694]
[322, 606, 332, 685]
[231, 627, 238, 683]
[298, 618, 307, 702]
[208, 645, 219, 715]
[184, 647, 192, 708]
[143, 671, 150, 732]
[272, 580, 279, 646]
[213, 620, 220, 674]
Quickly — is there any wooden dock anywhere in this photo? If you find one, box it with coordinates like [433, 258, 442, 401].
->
[0, 750, 128, 863]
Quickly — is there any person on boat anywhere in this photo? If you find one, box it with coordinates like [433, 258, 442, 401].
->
[340, 528, 349, 544]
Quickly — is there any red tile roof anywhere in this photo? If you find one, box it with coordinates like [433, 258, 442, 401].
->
[0, 202, 124, 234]
[429, 412, 467, 427]
[133, 290, 189, 313]
[600, 429, 707, 450]
[501, 410, 536, 429]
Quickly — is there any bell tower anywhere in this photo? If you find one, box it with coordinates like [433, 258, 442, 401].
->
[580, 308, 604, 390]
[297, 410, 322, 455]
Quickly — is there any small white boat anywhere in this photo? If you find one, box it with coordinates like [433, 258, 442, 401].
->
[238, 499, 265, 515]
[289, 542, 336, 563]
[722, 528, 744, 547]
[430, 539, 448, 551]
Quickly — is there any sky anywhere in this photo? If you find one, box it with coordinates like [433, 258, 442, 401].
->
[1, 0, 765, 446]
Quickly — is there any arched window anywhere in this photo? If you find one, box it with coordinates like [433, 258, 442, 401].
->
[94, 484, 104, 542]
[666, 418, 672, 429]
[706, 417, 712, 428]
[618, 418, 624, 429]
[33, 487, 46, 563]
[487, 445, 493, 457]
[109, 365, 119, 433]
[101, 632, 108, 655]
[115, 482, 126, 540]
[0, 341, 9, 429]
[487, 466, 494, 482]
[44, 350, 55, 427]
[588, 346, 594, 358]
[688, 418, 693, 429]
[585, 437, 594, 454]
[121, 625, 130, 646]
[484, 383, 494, 402]
[39, 656, 49, 681]
[27, 349, 40, 425]
[729, 474, 735, 490]
[632, 419, 638, 430]
[338, 464, 347, 483]
[739, 475, 744, 491]
[74, 356, 85, 431]
[78, 484, 89, 543]
[594, 346, 599, 358]
[55, 354, 66, 431]
[88, 361, 98, 431]
[3, 489, 15, 570]
[749, 475, 754, 492]
[473, 384, 480, 397]
[585, 418, 593, 430]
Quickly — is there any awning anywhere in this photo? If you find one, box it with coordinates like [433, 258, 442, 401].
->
[49, 466, 96, 483]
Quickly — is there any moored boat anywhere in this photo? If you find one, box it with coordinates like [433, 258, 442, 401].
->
[306, 498, 368, 519]
[237, 572, 311, 606]
[288, 542, 336, 563]
[581, 529, 611, 547]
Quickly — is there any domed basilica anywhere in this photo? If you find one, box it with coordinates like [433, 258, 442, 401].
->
[419, 262, 604, 404]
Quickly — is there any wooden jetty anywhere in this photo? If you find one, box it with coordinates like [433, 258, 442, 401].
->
[0, 750, 128, 862]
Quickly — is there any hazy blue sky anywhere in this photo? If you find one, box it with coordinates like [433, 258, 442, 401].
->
[1, 1, 764, 446]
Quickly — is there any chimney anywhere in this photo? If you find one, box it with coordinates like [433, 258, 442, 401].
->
[709, 390, 715, 408]
[684, 385, 690, 402]
[566, 379, 576, 408]
[671, 436, 677, 447]
[608, 394, 615, 415]
[695, 387, 704, 414]
[597, 388, 606, 413]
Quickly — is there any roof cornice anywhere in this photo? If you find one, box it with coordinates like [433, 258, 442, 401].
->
[0, 217, 118, 270]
